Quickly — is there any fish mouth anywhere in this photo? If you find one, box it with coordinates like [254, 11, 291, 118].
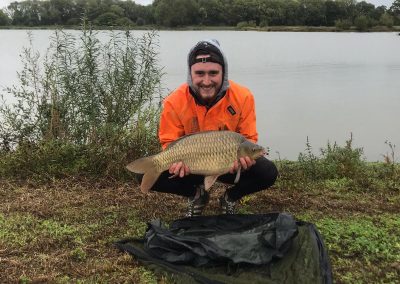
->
[260, 148, 267, 157]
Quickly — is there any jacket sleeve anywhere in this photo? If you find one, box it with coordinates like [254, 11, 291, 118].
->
[237, 93, 258, 143]
[158, 99, 185, 150]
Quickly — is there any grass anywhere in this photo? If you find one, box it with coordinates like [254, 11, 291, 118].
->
[0, 176, 399, 283]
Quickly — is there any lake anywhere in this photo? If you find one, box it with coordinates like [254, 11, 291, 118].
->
[0, 30, 399, 161]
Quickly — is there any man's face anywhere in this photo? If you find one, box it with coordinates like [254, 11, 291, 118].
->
[190, 55, 223, 104]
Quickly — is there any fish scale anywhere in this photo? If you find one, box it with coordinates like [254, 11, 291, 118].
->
[156, 131, 242, 174]
[126, 131, 265, 193]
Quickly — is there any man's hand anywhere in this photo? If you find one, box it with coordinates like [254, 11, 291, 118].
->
[229, 156, 256, 174]
[169, 161, 190, 178]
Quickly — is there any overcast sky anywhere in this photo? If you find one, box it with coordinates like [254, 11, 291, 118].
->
[0, 0, 395, 10]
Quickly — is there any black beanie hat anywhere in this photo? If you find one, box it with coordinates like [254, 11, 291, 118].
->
[188, 41, 225, 68]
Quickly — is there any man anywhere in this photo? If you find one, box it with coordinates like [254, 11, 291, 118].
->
[150, 39, 278, 216]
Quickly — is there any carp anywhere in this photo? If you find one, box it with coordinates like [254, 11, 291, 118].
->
[126, 130, 266, 193]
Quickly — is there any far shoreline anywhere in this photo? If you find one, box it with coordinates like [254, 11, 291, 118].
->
[1, 25, 400, 33]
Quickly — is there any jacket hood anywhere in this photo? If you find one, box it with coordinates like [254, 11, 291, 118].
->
[187, 39, 229, 107]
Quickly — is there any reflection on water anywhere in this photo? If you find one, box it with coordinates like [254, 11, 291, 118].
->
[1, 30, 399, 161]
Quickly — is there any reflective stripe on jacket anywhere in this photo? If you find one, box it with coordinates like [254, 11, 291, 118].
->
[159, 80, 258, 149]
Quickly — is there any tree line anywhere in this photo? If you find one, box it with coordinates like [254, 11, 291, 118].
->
[0, 0, 399, 28]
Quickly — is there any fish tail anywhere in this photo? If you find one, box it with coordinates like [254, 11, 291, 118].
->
[126, 156, 155, 174]
[126, 155, 161, 193]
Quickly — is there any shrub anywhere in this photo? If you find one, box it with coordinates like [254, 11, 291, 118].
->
[380, 13, 394, 27]
[319, 134, 366, 180]
[354, 15, 369, 31]
[335, 19, 352, 30]
[0, 20, 163, 180]
[297, 134, 369, 187]
[236, 21, 257, 29]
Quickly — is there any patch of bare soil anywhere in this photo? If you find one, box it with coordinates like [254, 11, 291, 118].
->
[0, 179, 398, 283]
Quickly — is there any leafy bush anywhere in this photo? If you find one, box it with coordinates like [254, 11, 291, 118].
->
[236, 21, 257, 29]
[0, 20, 163, 180]
[354, 15, 369, 31]
[335, 19, 352, 30]
[297, 135, 369, 188]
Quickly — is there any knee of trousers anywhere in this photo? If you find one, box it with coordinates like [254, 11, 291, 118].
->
[255, 158, 279, 189]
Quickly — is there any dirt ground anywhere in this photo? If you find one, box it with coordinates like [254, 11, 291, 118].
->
[0, 179, 399, 283]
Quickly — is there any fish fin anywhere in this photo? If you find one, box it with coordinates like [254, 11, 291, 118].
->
[126, 155, 161, 193]
[234, 165, 241, 183]
[204, 175, 219, 191]
[141, 169, 161, 193]
[126, 156, 155, 174]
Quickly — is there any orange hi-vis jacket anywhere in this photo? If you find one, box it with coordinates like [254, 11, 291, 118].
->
[159, 80, 258, 150]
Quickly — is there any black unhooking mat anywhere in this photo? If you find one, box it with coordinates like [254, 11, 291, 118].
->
[115, 213, 332, 284]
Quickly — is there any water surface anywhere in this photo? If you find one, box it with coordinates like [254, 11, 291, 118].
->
[1, 30, 399, 161]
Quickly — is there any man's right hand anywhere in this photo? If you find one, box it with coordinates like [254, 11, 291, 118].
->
[169, 161, 190, 178]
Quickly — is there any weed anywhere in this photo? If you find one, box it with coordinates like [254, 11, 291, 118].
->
[0, 212, 82, 248]
[316, 214, 400, 283]
[70, 247, 87, 262]
[381, 140, 399, 190]
[296, 134, 372, 190]
[19, 275, 31, 284]
[316, 215, 400, 263]
[298, 136, 321, 181]
[137, 267, 158, 284]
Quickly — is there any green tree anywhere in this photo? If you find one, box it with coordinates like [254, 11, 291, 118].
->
[325, 0, 347, 26]
[389, 0, 400, 24]
[49, 0, 76, 24]
[231, 0, 260, 25]
[355, 1, 375, 17]
[370, 5, 387, 21]
[8, 0, 41, 26]
[299, 0, 327, 26]
[95, 12, 119, 26]
[120, 0, 154, 25]
[390, 0, 400, 14]
[285, 1, 303, 26]
[197, 0, 225, 25]
[0, 9, 10, 25]
[259, 0, 288, 26]
[380, 12, 394, 27]
[154, 0, 199, 27]
[336, 0, 357, 21]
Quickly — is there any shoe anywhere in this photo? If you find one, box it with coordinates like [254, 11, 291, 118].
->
[186, 186, 209, 217]
[219, 193, 236, 214]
